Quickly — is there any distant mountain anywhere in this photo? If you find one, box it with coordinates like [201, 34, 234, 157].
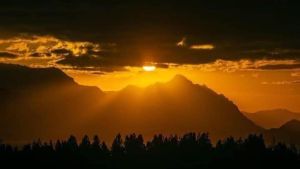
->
[264, 120, 300, 145]
[0, 64, 262, 143]
[244, 109, 300, 129]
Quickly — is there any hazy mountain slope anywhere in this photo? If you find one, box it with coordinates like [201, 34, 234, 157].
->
[244, 109, 300, 129]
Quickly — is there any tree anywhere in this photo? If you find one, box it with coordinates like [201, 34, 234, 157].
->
[80, 135, 91, 150]
[66, 135, 78, 152]
[92, 135, 101, 150]
[111, 134, 124, 157]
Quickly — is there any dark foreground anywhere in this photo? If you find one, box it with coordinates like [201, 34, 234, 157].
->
[1, 133, 299, 168]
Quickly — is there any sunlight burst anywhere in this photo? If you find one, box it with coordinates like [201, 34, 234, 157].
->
[143, 65, 156, 72]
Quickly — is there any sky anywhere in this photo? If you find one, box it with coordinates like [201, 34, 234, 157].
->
[0, 0, 300, 112]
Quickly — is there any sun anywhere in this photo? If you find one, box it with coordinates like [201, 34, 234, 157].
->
[143, 65, 156, 72]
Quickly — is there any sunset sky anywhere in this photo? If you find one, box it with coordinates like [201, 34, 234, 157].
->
[0, 0, 299, 112]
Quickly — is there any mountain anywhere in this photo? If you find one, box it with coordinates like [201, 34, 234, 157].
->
[244, 109, 300, 129]
[0, 64, 104, 143]
[0, 63, 73, 89]
[89, 74, 262, 142]
[264, 120, 300, 145]
[0, 64, 262, 144]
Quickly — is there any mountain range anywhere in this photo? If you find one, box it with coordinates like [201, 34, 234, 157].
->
[244, 109, 300, 129]
[1, 63, 299, 145]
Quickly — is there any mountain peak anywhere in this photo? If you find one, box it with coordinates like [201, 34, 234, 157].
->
[169, 74, 193, 85]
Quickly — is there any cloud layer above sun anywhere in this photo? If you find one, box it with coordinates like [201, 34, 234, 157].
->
[0, 0, 299, 74]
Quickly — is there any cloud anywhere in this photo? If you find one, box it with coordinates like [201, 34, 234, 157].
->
[6, 42, 30, 53]
[190, 44, 214, 50]
[177, 37, 214, 50]
[291, 72, 300, 77]
[0, 35, 101, 58]
[257, 64, 300, 70]
[191, 59, 300, 73]
[0, 1, 299, 72]
[62, 65, 128, 74]
[261, 80, 300, 85]
[0, 51, 18, 58]
[177, 37, 186, 47]
[0, 34, 299, 74]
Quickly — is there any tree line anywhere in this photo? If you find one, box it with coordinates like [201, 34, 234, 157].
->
[0, 133, 299, 168]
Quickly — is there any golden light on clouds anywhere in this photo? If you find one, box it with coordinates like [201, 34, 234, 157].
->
[0, 35, 100, 58]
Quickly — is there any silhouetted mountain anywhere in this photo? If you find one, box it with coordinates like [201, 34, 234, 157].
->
[264, 120, 300, 145]
[281, 120, 300, 132]
[88, 74, 262, 142]
[0, 64, 104, 143]
[244, 109, 300, 129]
[0, 63, 74, 89]
[0, 64, 262, 143]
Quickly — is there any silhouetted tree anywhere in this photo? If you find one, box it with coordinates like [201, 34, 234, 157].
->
[66, 135, 78, 152]
[1, 133, 300, 168]
[124, 133, 145, 155]
[80, 135, 91, 148]
[111, 134, 125, 167]
[55, 140, 63, 152]
[92, 135, 101, 151]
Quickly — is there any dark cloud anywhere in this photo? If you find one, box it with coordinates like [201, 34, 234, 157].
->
[30, 52, 51, 57]
[258, 64, 300, 70]
[61, 62, 128, 73]
[1, 0, 300, 68]
[0, 52, 18, 58]
[51, 49, 72, 56]
[155, 63, 170, 69]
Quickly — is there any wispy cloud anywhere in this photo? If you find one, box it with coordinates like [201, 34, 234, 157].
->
[291, 72, 300, 77]
[257, 64, 300, 70]
[176, 37, 186, 47]
[176, 37, 214, 50]
[261, 80, 300, 85]
[185, 59, 300, 72]
[190, 44, 214, 50]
